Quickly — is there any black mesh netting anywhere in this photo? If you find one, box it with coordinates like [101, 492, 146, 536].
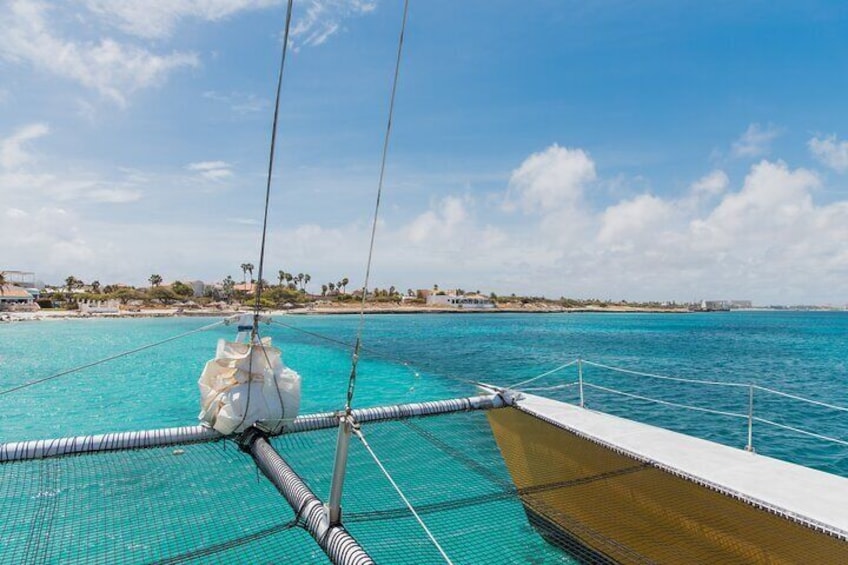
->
[269, 411, 574, 564]
[0, 441, 329, 564]
[1, 411, 575, 564]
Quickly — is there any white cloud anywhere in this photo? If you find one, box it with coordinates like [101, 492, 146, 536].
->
[292, 0, 377, 48]
[83, 0, 379, 48]
[1, 124, 143, 204]
[187, 160, 234, 181]
[407, 196, 468, 243]
[0, 207, 96, 275]
[597, 194, 674, 250]
[808, 134, 848, 173]
[203, 91, 269, 114]
[228, 217, 260, 226]
[82, 0, 278, 40]
[731, 123, 781, 158]
[690, 170, 729, 196]
[1, 123, 49, 170]
[0, 1, 198, 105]
[4, 131, 847, 305]
[85, 188, 143, 203]
[400, 149, 845, 304]
[504, 144, 596, 213]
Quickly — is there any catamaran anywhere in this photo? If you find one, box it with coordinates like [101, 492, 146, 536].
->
[1, 1, 847, 563]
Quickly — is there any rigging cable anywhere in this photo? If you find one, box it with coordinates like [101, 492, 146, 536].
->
[354, 426, 455, 564]
[346, 0, 410, 413]
[234, 0, 294, 435]
[270, 318, 485, 388]
[252, 0, 294, 338]
[0, 319, 226, 397]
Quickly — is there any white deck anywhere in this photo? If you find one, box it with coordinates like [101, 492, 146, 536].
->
[517, 393, 848, 539]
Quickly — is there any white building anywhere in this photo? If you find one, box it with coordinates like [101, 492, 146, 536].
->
[79, 299, 120, 314]
[426, 293, 495, 309]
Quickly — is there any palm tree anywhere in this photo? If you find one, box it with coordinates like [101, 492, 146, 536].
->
[65, 276, 82, 301]
[149, 274, 163, 287]
[303, 274, 311, 291]
[246, 263, 254, 283]
[222, 275, 235, 301]
[91, 280, 101, 293]
[328, 282, 336, 294]
[278, 270, 286, 287]
[321, 284, 328, 296]
[341, 277, 349, 294]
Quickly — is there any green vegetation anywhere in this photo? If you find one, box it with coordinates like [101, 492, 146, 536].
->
[34, 268, 690, 313]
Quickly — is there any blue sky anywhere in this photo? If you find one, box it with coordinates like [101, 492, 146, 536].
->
[2, 1, 848, 305]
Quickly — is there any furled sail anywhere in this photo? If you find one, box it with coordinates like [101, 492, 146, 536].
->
[198, 334, 301, 435]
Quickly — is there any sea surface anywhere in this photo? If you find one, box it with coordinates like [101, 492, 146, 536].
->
[1, 311, 847, 563]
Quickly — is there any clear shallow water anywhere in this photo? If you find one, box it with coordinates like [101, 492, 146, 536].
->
[1, 311, 846, 472]
[1, 312, 847, 563]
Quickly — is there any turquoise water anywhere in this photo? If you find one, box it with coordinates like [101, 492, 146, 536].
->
[1, 312, 847, 471]
[1, 312, 847, 563]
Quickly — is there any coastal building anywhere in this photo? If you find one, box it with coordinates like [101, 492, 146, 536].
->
[0, 284, 39, 311]
[78, 299, 120, 314]
[699, 299, 753, 311]
[426, 293, 495, 309]
[416, 289, 433, 300]
[233, 282, 257, 295]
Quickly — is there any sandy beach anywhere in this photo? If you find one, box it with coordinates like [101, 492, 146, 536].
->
[0, 302, 689, 322]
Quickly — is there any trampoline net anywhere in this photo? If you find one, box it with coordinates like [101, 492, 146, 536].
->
[1, 411, 575, 564]
[0, 441, 328, 564]
[487, 406, 848, 565]
[7, 406, 842, 564]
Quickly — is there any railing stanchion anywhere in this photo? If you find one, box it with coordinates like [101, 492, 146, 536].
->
[746, 384, 754, 452]
[578, 358, 585, 408]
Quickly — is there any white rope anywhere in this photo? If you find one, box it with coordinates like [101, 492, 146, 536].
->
[0, 319, 226, 397]
[510, 359, 579, 389]
[582, 359, 749, 389]
[583, 383, 748, 420]
[752, 417, 848, 447]
[353, 427, 454, 565]
[753, 385, 848, 413]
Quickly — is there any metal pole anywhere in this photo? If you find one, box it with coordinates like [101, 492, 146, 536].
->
[746, 384, 754, 452]
[326, 415, 353, 526]
[1, 394, 505, 463]
[578, 358, 585, 408]
[250, 436, 374, 564]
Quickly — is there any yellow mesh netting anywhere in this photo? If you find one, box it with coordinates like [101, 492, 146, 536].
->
[487, 407, 848, 564]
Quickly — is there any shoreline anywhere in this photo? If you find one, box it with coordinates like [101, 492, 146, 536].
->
[4, 304, 844, 323]
[1, 303, 693, 322]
